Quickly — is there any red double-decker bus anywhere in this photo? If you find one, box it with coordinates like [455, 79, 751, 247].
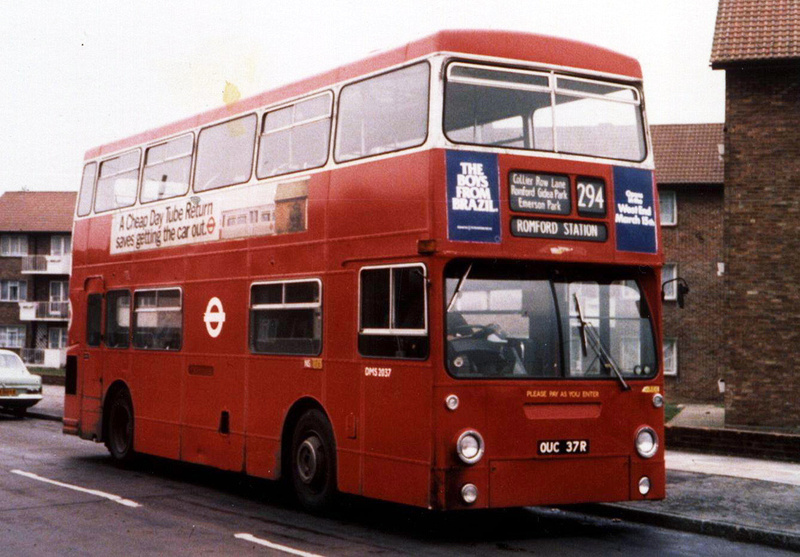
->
[65, 30, 665, 511]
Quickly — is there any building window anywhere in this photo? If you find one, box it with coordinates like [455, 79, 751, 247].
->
[250, 279, 322, 355]
[359, 263, 428, 359]
[663, 338, 678, 376]
[1, 235, 28, 257]
[133, 288, 182, 351]
[660, 190, 677, 226]
[257, 92, 332, 179]
[194, 114, 257, 192]
[141, 133, 194, 203]
[0, 280, 27, 301]
[106, 290, 130, 349]
[50, 235, 72, 256]
[662, 264, 678, 301]
[0, 326, 25, 348]
[48, 327, 68, 349]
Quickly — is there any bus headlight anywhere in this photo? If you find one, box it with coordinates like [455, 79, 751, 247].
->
[635, 426, 658, 459]
[652, 393, 664, 408]
[638, 476, 651, 495]
[456, 430, 485, 465]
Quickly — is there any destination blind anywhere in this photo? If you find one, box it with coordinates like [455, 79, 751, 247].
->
[511, 217, 607, 242]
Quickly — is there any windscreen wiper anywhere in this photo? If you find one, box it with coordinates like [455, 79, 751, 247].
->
[573, 294, 630, 391]
[446, 263, 472, 312]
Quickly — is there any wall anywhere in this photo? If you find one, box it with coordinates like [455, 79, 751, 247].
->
[723, 64, 800, 428]
[661, 185, 726, 403]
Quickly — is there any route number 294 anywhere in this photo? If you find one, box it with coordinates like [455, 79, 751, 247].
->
[576, 178, 606, 216]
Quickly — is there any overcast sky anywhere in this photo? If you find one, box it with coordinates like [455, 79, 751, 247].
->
[0, 0, 723, 194]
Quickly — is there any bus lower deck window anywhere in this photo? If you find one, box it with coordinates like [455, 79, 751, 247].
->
[250, 279, 322, 356]
[359, 264, 428, 359]
[132, 289, 182, 351]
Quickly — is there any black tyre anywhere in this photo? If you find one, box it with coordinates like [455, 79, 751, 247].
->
[290, 409, 337, 512]
[105, 388, 135, 465]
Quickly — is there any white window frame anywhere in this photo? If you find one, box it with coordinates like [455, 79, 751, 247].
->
[0, 325, 26, 348]
[359, 263, 428, 336]
[0, 280, 28, 302]
[250, 278, 322, 312]
[663, 337, 678, 376]
[1, 235, 28, 257]
[662, 264, 678, 301]
[50, 235, 71, 256]
[48, 327, 68, 349]
[660, 190, 677, 226]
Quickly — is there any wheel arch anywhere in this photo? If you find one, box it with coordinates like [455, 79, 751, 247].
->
[279, 397, 334, 481]
[101, 379, 132, 443]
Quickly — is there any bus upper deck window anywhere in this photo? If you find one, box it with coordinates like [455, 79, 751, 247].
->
[77, 163, 97, 217]
[194, 114, 257, 192]
[141, 134, 193, 203]
[335, 63, 430, 163]
[95, 150, 140, 213]
[257, 93, 332, 179]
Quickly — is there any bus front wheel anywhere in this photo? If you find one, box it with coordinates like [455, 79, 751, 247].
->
[290, 409, 336, 511]
[105, 389, 135, 465]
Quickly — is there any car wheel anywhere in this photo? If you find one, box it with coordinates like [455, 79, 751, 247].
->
[105, 389, 135, 465]
[290, 409, 336, 512]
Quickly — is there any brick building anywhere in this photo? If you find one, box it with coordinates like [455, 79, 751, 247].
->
[651, 124, 726, 403]
[0, 191, 76, 369]
[712, 0, 800, 429]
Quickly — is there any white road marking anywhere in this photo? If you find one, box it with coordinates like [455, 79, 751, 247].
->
[10, 469, 141, 508]
[234, 533, 325, 556]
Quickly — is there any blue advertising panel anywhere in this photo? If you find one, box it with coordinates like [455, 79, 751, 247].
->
[446, 150, 501, 243]
[613, 166, 657, 254]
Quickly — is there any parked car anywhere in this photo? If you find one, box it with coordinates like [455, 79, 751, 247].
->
[0, 349, 43, 416]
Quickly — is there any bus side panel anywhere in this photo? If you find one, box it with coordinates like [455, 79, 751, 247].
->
[129, 352, 182, 460]
[180, 272, 248, 472]
[322, 272, 362, 496]
[327, 153, 430, 242]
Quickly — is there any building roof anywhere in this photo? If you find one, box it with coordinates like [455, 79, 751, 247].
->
[711, 0, 800, 66]
[0, 191, 77, 232]
[651, 124, 725, 185]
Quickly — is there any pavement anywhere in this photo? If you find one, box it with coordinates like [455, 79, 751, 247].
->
[9, 386, 800, 552]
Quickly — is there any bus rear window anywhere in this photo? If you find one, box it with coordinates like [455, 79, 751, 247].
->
[335, 63, 429, 162]
[133, 289, 182, 351]
[444, 63, 646, 162]
[194, 114, 257, 192]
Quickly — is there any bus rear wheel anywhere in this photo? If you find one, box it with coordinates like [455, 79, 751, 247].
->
[105, 389, 135, 465]
[290, 409, 336, 512]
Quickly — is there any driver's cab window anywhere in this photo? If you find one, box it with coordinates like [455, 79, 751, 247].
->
[445, 262, 560, 378]
[358, 263, 428, 359]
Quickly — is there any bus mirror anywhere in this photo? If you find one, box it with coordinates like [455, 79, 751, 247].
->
[661, 277, 690, 308]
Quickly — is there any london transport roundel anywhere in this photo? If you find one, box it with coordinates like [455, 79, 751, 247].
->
[204, 297, 226, 338]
